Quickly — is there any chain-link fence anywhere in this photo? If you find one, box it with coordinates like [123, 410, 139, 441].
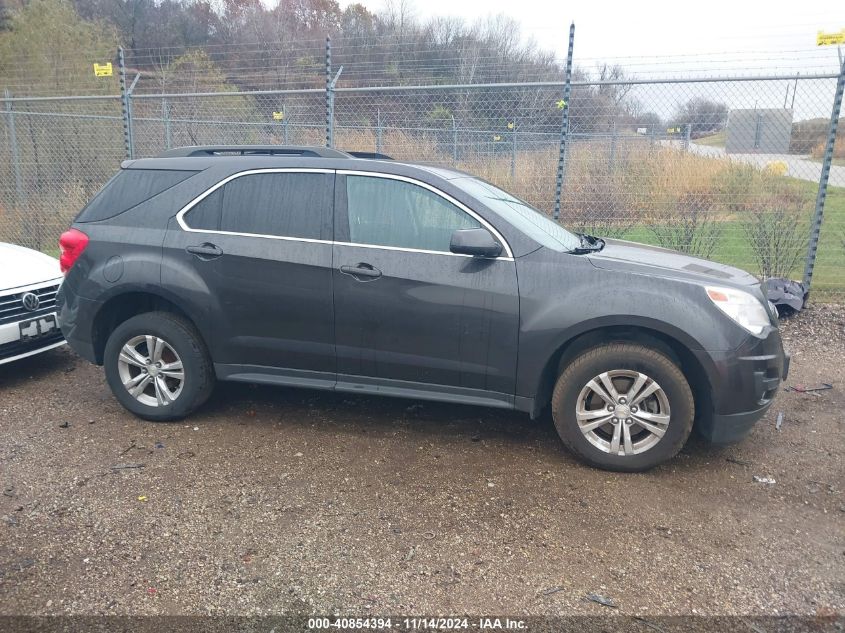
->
[2, 40, 844, 301]
[0, 94, 124, 248]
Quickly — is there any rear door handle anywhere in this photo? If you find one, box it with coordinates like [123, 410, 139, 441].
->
[186, 243, 223, 260]
[340, 263, 382, 280]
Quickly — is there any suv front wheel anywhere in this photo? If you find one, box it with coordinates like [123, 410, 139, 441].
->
[103, 311, 215, 421]
[551, 343, 694, 472]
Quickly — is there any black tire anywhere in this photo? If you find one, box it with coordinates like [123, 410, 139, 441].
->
[103, 311, 214, 421]
[551, 342, 694, 472]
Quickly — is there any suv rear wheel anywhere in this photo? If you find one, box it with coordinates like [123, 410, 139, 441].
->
[551, 343, 694, 472]
[103, 311, 214, 421]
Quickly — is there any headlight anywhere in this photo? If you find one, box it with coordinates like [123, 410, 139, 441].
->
[705, 286, 771, 335]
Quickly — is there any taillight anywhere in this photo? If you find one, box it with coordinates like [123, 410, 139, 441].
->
[59, 228, 89, 274]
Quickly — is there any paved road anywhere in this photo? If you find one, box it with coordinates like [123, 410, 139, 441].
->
[686, 142, 845, 187]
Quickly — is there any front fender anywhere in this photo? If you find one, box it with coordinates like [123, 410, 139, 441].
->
[514, 249, 746, 399]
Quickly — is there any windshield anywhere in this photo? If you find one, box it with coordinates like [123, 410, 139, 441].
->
[451, 177, 581, 252]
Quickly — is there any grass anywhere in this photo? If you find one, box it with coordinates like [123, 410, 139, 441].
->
[693, 130, 726, 147]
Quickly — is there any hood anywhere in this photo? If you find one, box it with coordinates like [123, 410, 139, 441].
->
[0, 242, 62, 290]
[587, 238, 759, 287]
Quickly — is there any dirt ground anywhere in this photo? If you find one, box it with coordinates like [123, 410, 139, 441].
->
[0, 305, 843, 617]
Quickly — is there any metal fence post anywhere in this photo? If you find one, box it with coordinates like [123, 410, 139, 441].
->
[283, 104, 289, 144]
[325, 37, 332, 148]
[376, 108, 383, 154]
[553, 22, 575, 221]
[451, 114, 458, 166]
[802, 55, 845, 293]
[511, 118, 517, 183]
[162, 98, 172, 149]
[118, 47, 133, 159]
[684, 123, 692, 150]
[3, 89, 25, 206]
[127, 73, 140, 154]
[325, 38, 343, 149]
[609, 121, 617, 171]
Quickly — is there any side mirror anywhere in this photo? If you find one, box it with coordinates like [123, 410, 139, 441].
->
[450, 228, 503, 258]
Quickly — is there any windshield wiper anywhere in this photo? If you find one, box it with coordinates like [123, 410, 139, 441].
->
[571, 232, 605, 254]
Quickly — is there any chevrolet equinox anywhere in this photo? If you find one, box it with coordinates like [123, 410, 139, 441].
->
[57, 145, 789, 471]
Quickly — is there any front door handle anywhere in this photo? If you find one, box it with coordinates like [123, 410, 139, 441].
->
[186, 243, 223, 260]
[340, 263, 382, 280]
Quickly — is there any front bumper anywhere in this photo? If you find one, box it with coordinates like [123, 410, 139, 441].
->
[0, 279, 66, 365]
[694, 326, 789, 443]
[0, 330, 66, 365]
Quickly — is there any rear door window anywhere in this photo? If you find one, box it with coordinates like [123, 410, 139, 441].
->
[182, 172, 334, 239]
[185, 172, 334, 239]
[77, 169, 197, 222]
[220, 172, 331, 239]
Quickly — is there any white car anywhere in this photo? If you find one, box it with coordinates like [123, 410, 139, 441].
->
[0, 242, 65, 365]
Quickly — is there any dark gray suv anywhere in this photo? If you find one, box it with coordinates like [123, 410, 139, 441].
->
[57, 145, 788, 471]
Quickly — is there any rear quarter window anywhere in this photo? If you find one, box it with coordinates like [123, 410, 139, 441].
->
[76, 169, 197, 222]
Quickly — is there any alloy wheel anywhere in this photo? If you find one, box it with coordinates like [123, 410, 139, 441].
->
[116, 335, 184, 407]
[575, 370, 671, 456]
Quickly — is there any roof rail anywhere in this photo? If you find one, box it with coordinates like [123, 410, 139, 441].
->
[346, 151, 393, 160]
[158, 145, 351, 158]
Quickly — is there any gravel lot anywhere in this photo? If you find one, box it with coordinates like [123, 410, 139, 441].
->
[1, 306, 843, 617]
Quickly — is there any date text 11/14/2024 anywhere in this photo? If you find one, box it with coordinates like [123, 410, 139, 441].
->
[307, 617, 528, 630]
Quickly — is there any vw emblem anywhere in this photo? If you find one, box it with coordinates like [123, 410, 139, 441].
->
[21, 292, 40, 311]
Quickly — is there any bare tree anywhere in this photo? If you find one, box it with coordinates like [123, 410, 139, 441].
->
[382, 0, 415, 35]
[671, 98, 728, 137]
[597, 63, 633, 108]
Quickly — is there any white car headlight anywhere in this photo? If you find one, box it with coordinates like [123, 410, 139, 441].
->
[705, 286, 771, 335]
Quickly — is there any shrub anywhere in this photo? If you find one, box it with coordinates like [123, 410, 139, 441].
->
[810, 140, 845, 161]
[764, 161, 788, 177]
[556, 140, 651, 238]
[790, 118, 844, 155]
[715, 162, 764, 214]
[559, 144, 638, 238]
[740, 185, 811, 279]
[648, 191, 723, 259]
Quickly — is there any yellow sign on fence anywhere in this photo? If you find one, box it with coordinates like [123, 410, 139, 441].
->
[817, 29, 845, 46]
[93, 62, 113, 77]
[272, 111, 284, 120]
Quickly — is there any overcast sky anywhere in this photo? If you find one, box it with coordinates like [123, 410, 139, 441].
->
[339, 0, 844, 76]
